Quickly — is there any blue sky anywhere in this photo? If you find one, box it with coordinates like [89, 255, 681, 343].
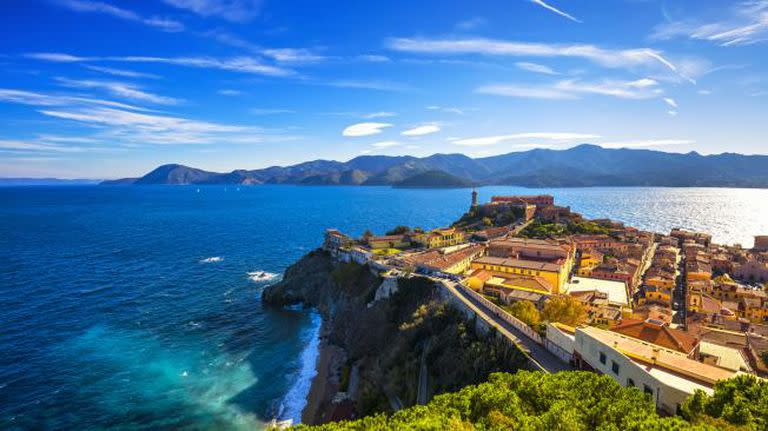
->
[0, 0, 766, 178]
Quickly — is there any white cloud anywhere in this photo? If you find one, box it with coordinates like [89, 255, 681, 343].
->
[163, 0, 262, 22]
[530, 0, 581, 23]
[362, 112, 397, 119]
[402, 124, 441, 136]
[452, 132, 600, 146]
[218, 89, 242, 96]
[25, 52, 92, 62]
[386, 37, 689, 80]
[55, 77, 181, 105]
[663, 97, 678, 108]
[342, 122, 393, 137]
[515, 61, 559, 75]
[477, 78, 663, 100]
[651, 2, 768, 46]
[698, 89, 712, 95]
[668, 110, 678, 116]
[84, 65, 159, 79]
[371, 141, 401, 148]
[57, 0, 184, 32]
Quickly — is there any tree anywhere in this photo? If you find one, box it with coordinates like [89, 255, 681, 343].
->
[682, 374, 768, 429]
[507, 300, 541, 327]
[362, 229, 374, 238]
[386, 225, 411, 235]
[541, 295, 587, 327]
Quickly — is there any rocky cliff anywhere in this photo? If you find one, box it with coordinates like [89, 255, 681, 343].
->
[263, 250, 527, 425]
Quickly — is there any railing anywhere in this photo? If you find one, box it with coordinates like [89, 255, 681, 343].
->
[455, 282, 543, 344]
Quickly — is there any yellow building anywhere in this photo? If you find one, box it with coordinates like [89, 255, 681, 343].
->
[640, 284, 673, 307]
[577, 250, 603, 276]
[470, 255, 569, 294]
[414, 227, 466, 249]
[366, 234, 411, 250]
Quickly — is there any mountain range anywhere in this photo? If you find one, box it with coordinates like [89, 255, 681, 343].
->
[101, 144, 768, 188]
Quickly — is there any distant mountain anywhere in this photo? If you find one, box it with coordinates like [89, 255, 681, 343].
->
[395, 170, 474, 188]
[0, 178, 101, 186]
[102, 145, 768, 188]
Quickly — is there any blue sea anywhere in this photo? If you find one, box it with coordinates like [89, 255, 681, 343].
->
[2, 185, 768, 430]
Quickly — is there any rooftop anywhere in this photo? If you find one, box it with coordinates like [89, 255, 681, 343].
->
[473, 255, 565, 273]
[610, 318, 699, 355]
[566, 276, 629, 306]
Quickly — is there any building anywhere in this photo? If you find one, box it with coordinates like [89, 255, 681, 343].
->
[366, 234, 411, 250]
[324, 228, 351, 255]
[754, 236, 768, 251]
[565, 276, 629, 307]
[487, 237, 574, 262]
[470, 256, 569, 294]
[490, 194, 554, 206]
[403, 244, 485, 275]
[412, 227, 466, 249]
[569, 325, 739, 415]
[609, 319, 700, 357]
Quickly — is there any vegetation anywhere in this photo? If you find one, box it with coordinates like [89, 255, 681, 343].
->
[293, 371, 709, 430]
[385, 225, 410, 235]
[395, 170, 474, 188]
[541, 296, 587, 327]
[682, 374, 768, 429]
[505, 300, 541, 327]
[453, 205, 524, 230]
[522, 219, 610, 239]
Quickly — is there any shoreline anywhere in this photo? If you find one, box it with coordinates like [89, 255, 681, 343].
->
[301, 322, 344, 425]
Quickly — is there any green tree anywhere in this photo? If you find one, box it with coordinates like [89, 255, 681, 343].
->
[541, 295, 587, 327]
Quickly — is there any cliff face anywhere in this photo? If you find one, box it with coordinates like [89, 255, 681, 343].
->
[263, 250, 526, 424]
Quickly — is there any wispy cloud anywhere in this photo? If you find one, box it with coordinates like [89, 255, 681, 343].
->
[530, 0, 581, 23]
[456, 17, 487, 30]
[663, 97, 678, 108]
[342, 122, 393, 137]
[218, 89, 243, 96]
[0, 88, 153, 111]
[451, 132, 600, 146]
[55, 77, 181, 105]
[326, 80, 410, 92]
[387, 37, 690, 80]
[57, 0, 184, 32]
[355, 54, 391, 63]
[362, 111, 397, 119]
[163, 0, 263, 22]
[402, 124, 440, 136]
[250, 108, 295, 115]
[0, 139, 86, 153]
[477, 78, 663, 100]
[84, 65, 159, 79]
[426, 105, 470, 115]
[26, 52, 295, 77]
[515, 61, 559, 75]
[651, 1, 768, 46]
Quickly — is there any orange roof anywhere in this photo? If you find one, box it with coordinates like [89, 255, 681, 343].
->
[610, 318, 699, 354]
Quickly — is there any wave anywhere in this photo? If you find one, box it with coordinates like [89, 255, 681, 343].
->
[200, 256, 223, 263]
[278, 312, 322, 424]
[247, 271, 279, 283]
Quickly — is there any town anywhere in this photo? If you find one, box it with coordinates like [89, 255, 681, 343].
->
[322, 191, 768, 416]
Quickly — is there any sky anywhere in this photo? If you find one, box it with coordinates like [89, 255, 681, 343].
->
[0, 0, 766, 178]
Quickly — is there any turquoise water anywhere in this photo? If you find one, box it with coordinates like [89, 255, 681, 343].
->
[1, 185, 767, 429]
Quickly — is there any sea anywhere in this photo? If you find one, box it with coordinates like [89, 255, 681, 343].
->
[2, 185, 768, 430]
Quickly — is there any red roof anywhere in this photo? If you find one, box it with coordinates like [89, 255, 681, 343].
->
[610, 318, 699, 354]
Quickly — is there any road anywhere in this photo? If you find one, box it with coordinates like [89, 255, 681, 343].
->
[440, 279, 571, 373]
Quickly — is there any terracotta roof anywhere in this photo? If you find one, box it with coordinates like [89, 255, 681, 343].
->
[407, 244, 484, 271]
[610, 318, 699, 355]
[489, 274, 553, 292]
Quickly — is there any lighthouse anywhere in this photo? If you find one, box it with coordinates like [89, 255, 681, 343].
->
[471, 187, 478, 209]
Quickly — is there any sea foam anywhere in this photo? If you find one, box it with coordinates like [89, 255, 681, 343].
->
[247, 271, 279, 283]
[278, 312, 321, 424]
[200, 257, 223, 263]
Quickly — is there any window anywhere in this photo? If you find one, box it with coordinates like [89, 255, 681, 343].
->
[627, 378, 635, 387]
[599, 352, 606, 365]
[643, 384, 653, 395]
[611, 361, 620, 375]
